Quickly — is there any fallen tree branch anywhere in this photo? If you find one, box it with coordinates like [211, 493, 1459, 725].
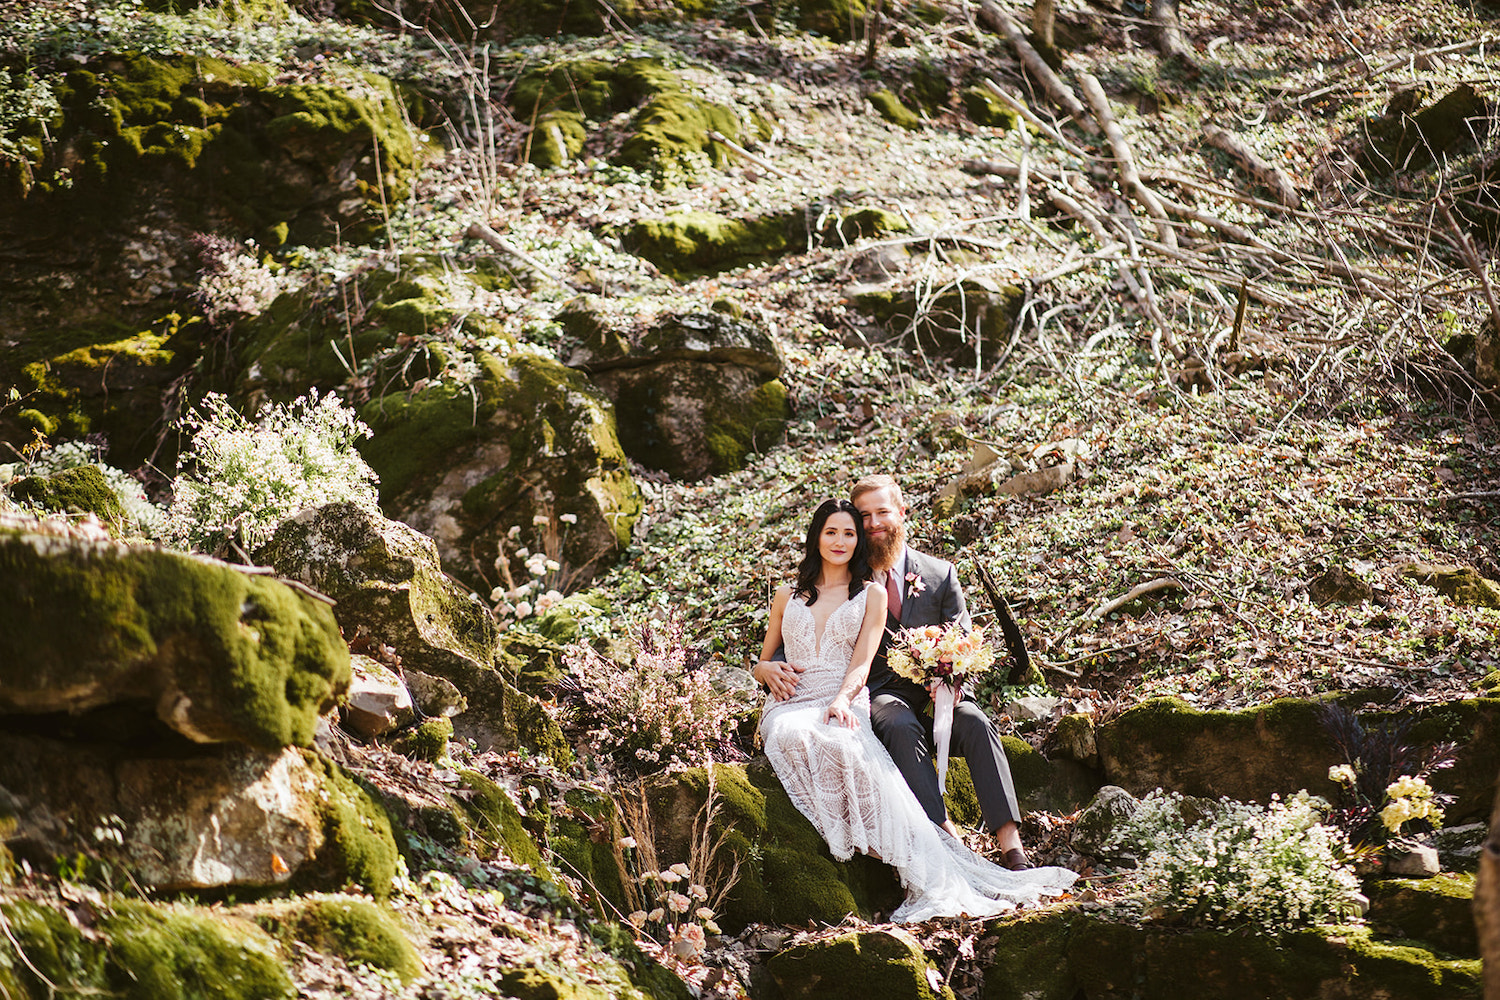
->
[1079, 73, 1177, 249]
[1086, 577, 1184, 621]
[1203, 126, 1301, 208]
[1438, 199, 1500, 337]
[980, 78, 1089, 158]
[977, 2, 1087, 120]
[708, 129, 798, 180]
[465, 221, 578, 289]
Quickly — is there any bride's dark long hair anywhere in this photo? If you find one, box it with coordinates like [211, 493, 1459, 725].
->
[793, 498, 873, 605]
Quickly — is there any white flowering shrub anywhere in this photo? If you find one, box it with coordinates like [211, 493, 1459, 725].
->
[192, 234, 285, 323]
[561, 616, 749, 775]
[167, 390, 379, 552]
[1106, 789, 1363, 934]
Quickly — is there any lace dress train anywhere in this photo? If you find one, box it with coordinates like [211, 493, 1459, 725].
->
[760, 584, 1077, 923]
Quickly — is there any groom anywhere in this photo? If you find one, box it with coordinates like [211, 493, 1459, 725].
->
[755, 474, 1032, 870]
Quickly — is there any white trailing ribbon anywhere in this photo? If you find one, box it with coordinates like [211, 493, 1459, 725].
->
[933, 681, 959, 791]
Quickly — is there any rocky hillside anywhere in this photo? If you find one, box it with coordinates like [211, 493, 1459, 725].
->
[1, 0, 1499, 997]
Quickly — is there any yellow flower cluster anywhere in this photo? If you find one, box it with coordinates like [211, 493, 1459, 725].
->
[888, 622, 996, 687]
[1379, 775, 1443, 833]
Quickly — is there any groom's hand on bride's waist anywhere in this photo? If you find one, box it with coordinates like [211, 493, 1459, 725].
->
[753, 660, 805, 701]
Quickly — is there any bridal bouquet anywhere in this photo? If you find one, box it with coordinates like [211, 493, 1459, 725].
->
[887, 622, 996, 690]
[887, 623, 996, 788]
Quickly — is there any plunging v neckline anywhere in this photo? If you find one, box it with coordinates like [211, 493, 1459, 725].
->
[796, 588, 862, 658]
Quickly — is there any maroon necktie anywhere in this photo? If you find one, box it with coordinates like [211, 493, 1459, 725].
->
[886, 570, 902, 621]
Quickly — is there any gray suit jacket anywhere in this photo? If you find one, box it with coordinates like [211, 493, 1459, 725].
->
[868, 548, 971, 705]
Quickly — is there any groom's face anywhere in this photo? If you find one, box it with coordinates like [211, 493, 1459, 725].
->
[854, 485, 906, 569]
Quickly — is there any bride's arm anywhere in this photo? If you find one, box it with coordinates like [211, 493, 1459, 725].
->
[825, 582, 889, 728]
[752, 587, 801, 701]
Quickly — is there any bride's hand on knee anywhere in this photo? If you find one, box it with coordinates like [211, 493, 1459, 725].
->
[824, 696, 858, 729]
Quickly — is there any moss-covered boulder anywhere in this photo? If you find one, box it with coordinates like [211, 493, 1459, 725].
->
[1400, 562, 1500, 609]
[1367, 874, 1477, 957]
[257, 502, 569, 758]
[9, 317, 199, 468]
[869, 89, 924, 130]
[1096, 697, 1339, 805]
[646, 760, 902, 930]
[622, 203, 908, 279]
[227, 257, 515, 409]
[1096, 697, 1500, 824]
[961, 86, 1021, 129]
[1358, 84, 1492, 176]
[1064, 914, 1480, 999]
[0, 897, 295, 1000]
[851, 278, 1025, 361]
[570, 307, 790, 480]
[351, 345, 639, 595]
[260, 895, 423, 983]
[338, 0, 637, 41]
[0, 528, 347, 749]
[767, 927, 955, 1000]
[7, 464, 128, 533]
[0, 735, 396, 894]
[0, 53, 427, 463]
[793, 0, 873, 40]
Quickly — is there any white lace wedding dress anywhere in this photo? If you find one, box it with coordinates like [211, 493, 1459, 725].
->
[760, 583, 1077, 922]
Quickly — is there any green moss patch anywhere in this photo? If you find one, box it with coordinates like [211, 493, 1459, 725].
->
[0, 532, 349, 750]
[869, 89, 923, 130]
[8, 465, 128, 532]
[0, 897, 293, 1000]
[767, 928, 951, 1000]
[961, 86, 1020, 129]
[298, 753, 401, 899]
[279, 896, 422, 983]
[1367, 874, 1477, 957]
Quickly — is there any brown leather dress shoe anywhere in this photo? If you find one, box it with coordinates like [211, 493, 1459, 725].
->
[1002, 848, 1031, 871]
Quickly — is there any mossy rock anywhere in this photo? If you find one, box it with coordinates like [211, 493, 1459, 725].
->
[961, 86, 1021, 129]
[645, 760, 902, 930]
[273, 895, 422, 983]
[852, 279, 1024, 360]
[941, 743, 1101, 824]
[983, 910, 1078, 1000]
[456, 770, 548, 872]
[795, 0, 873, 40]
[528, 110, 588, 168]
[4, 53, 424, 247]
[511, 57, 678, 123]
[1396, 698, 1500, 823]
[1359, 84, 1492, 176]
[616, 92, 741, 187]
[623, 210, 794, 279]
[228, 256, 515, 408]
[395, 716, 453, 762]
[7, 464, 128, 532]
[545, 787, 629, 913]
[1399, 562, 1500, 609]
[1065, 914, 1480, 999]
[0, 528, 348, 750]
[575, 309, 790, 480]
[869, 89, 924, 130]
[622, 204, 907, 279]
[767, 927, 955, 1000]
[9, 316, 200, 469]
[1367, 874, 1477, 957]
[358, 347, 640, 596]
[297, 752, 401, 899]
[1095, 696, 1340, 805]
[0, 897, 295, 1000]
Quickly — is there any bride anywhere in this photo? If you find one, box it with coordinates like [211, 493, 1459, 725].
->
[755, 499, 1077, 922]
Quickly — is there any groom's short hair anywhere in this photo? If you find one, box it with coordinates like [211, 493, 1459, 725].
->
[851, 474, 903, 507]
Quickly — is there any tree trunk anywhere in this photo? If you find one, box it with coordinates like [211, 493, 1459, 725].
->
[1147, 0, 1196, 68]
[1480, 770, 1500, 998]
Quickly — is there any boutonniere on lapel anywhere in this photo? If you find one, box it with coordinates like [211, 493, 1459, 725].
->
[904, 572, 926, 597]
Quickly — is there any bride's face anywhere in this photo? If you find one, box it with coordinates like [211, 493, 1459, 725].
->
[819, 511, 860, 569]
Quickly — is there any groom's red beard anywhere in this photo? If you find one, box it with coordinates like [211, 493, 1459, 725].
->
[867, 521, 906, 570]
